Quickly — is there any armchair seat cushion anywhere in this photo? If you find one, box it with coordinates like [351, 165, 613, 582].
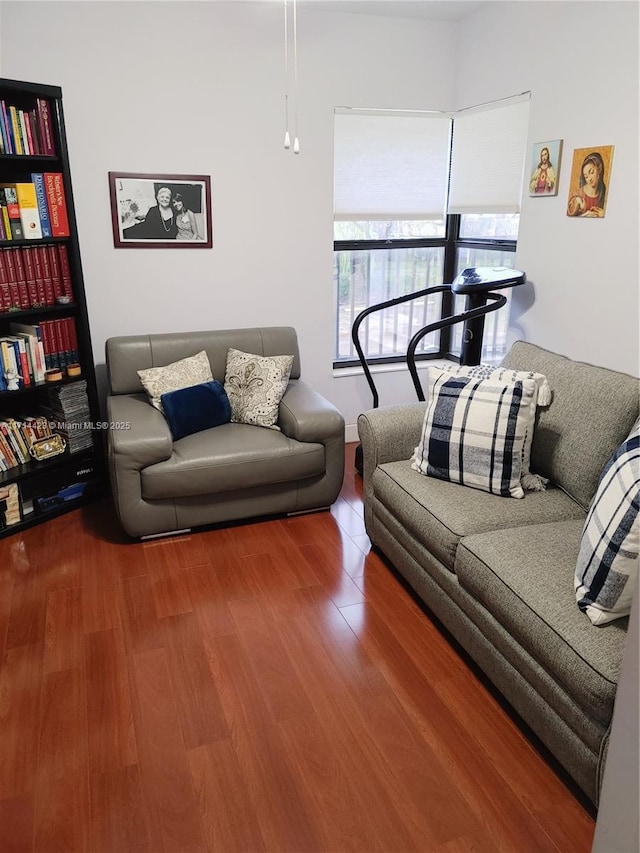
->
[141, 422, 325, 500]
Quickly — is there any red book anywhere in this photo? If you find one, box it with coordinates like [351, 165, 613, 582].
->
[3, 249, 22, 310]
[38, 246, 55, 306]
[37, 99, 55, 156]
[12, 249, 30, 310]
[59, 317, 73, 366]
[21, 247, 39, 308]
[39, 320, 54, 370]
[0, 251, 10, 311]
[52, 318, 67, 369]
[47, 244, 64, 299]
[43, 174, 70, 237]
[56, 244, 73, 298]
[67, 316, 79, 363]
[31, 245, 47, 307]
[23, 113, 35, 157]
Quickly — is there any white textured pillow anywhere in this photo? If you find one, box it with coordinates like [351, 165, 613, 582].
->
[224, 348, 294, 429]
[137, 350, 214, 412]
[575, 422, 639, 626]
[411, 368, 538, 498]
[437, 363, 552, 491]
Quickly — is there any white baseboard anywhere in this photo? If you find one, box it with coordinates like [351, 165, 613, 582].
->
[345, 423, 359, 443]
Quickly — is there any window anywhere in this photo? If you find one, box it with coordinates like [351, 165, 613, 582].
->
[333, 109, 450, 365]
[333, 96, 530, 368]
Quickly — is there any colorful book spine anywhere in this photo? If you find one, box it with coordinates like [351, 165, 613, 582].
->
[30, 174, 52, 238]
[18, 111, 30, 155]
[8, 106, 23, 155]
[0, 101, 13, 154]
[15, 183, 43, 240]
[0, 101, 9, 154]
[1, 187, 24, 240]
[37, 99, 55, 156]
[23, 113, 36, 156]
[44, 173, 70, 237]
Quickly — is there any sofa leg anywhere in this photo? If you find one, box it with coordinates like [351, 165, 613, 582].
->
[140, 528, 192, 541]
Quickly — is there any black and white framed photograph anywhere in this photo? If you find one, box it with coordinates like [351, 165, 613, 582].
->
[109, 172, 213, 248]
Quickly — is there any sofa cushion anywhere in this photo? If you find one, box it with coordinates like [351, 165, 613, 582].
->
[575, 421, 640, 625]
[224, 348, 294, 430]
[137, 349, 214, 412]
[411, 370, 537, 498]
[141, 422, 325, 500]
[372, 460, 586, 570]
[455, 520, 628, 726]
[501, 341, 639, 510]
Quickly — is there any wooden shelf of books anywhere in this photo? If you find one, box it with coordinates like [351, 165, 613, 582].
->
[0, 77, 104, 537]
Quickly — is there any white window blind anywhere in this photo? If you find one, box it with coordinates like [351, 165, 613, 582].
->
[448, 96, 530, 214]
[333, 109, 451, 220]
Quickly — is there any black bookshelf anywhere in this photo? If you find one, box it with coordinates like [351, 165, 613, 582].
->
[0, 77, 104, 537]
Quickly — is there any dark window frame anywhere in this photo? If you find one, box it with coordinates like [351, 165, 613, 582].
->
[333, 213, 516, 369]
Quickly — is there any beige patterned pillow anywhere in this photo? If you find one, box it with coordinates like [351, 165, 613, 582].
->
[137, 350, 214, 412]
[224, 348, 293, 430]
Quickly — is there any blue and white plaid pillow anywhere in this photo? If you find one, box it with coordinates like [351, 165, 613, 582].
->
[411, 369, 537, 498]
[575, 421, 640, 626]
[437, 363, 552, 491]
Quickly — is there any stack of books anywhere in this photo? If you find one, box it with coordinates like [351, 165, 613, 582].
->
[0, 482, 21, 527]
[0, 97, 55, 157]
[0, 174, 69, 242]
[40, 380, 93, 455]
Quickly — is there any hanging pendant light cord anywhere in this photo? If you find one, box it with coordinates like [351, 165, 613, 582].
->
[283, 0, 290, 149]
[293, 0, 300, 153]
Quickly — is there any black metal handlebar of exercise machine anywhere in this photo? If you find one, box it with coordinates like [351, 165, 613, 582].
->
[351, 266, 526, 472]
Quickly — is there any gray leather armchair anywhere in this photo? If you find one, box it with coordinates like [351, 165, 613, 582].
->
[105, 327, 345, 538]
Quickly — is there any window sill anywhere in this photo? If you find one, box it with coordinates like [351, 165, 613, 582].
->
[332, 358, 453, 379]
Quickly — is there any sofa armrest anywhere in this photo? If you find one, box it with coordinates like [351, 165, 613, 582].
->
[357, 404, 427, 537]
[106, 394, 173, 469]
[278, 379, 345, 443]
[357, 403, 427, 473]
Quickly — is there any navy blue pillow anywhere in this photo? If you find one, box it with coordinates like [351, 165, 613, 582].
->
[161, 380, 231, 440]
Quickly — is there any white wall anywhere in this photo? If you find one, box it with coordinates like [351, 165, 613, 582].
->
[0, 0, 457, 429]
[457, 1, 639, 376]
[0, 1, 638, 437]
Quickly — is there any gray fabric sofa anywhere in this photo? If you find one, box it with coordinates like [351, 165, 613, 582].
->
[105, 326, 345, 539]
[357, 341, 639, 805]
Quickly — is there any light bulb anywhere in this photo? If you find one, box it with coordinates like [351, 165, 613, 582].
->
[293, 137, 300, 154]
[284, 131, 291, 149]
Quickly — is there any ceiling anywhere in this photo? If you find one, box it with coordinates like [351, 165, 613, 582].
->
[298, 1, 489, 21]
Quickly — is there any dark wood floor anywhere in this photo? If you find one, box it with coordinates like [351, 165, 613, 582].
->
[0, 443, 596, 852]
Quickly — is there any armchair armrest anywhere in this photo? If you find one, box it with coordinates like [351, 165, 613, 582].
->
[278, 379, 344, 443]
[106, 394, 173, 469]
[278, 379, 345, 511]
[106, 394, 177, 538]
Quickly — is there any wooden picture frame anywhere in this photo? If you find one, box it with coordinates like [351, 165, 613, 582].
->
[109, 172, 213, 248]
